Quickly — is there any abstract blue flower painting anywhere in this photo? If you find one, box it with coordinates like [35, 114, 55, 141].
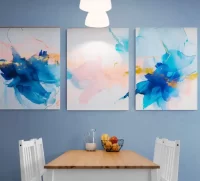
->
[135, 28, 197, 110]
[0, 28, 60, 109]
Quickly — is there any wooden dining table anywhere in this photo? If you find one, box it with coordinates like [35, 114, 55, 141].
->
[44, 150, 159, 181]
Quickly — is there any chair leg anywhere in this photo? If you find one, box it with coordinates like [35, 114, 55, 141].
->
[151, 169, 158, 181]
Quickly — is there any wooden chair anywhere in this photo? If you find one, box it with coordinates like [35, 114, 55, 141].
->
[153, 138, 180, 181]
[19, 140, 40, 181]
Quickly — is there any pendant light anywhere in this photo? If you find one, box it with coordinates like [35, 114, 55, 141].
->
[85, 11, 109, 28]
[80, 0, 112, 28]
[80, 0, 112, 12]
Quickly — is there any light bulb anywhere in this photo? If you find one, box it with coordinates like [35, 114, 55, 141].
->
[80, 0, 112, 12]
[85, 11, 110, 28]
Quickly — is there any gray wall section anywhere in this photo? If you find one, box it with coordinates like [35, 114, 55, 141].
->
[0, 0, 200, 180]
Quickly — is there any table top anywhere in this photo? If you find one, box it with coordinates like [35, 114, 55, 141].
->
[44, 150, 160, 169]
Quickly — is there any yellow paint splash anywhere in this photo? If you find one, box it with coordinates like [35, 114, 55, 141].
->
[167, 73, 198, 88]
[136, 65, 154, 74]
[186, 73, 198, 80]
[33, 53, 60, 64]
[49, 53, 60, 64]
[123, 71, 129, 76]
[144, 68, 154, 74]
[136, 65, 143, 74]
[0, 62, 12, 68]
[167, 81, 178, 88]
[33, 55, 45, 61]
[114, 62, 118, 67]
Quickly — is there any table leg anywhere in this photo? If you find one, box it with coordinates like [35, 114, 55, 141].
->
[43, 170, 54, 181]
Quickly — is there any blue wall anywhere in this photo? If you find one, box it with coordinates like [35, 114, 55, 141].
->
[0, 0, 200, 180]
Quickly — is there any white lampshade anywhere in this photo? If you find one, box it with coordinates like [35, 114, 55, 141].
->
[80, 0, 112, 12]
[85, 11, 110, 28]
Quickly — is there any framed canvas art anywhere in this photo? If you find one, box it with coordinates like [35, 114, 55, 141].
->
[135, 28, 197, 110]
[0, 28, 60, 109]
[67, 28, 129, 110]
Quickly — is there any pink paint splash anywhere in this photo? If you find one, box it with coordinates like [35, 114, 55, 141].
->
[72, 57, 107, 104]
[0, 28, 58, 60]
[0, 41, 12, 60]
[71, 57, 128, 104]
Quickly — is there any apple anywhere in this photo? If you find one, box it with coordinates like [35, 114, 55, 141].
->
[101, 134, 110, 144]
[110, 136, 118, 144]
[112, 143, 120, 151]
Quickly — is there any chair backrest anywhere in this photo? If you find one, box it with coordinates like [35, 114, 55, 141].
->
[161, 139, 180, 181]
[35, 138, 46, 179]
[154, 138, 180, 181]
[19, 140, 39, 181]
[154, 137, 165, 180]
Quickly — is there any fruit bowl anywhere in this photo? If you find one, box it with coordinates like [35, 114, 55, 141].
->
[101, 139, 124, 152]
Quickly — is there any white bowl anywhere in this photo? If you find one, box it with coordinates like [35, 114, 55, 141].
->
[85, 143, 96, 151]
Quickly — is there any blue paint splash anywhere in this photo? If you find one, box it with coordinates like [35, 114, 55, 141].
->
[0, 47, 60, 108]
[109, 28, 129, 53]
[121, 28, 197, 109]
[135, 47, 195, 109]
[119, 92, 129, 101]
[109, 28, 129, 103]
[67, 69, 72, 79]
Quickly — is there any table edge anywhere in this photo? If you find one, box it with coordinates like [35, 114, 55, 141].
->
[44, 150, 160, 170]
[44, 165, 160, 169]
